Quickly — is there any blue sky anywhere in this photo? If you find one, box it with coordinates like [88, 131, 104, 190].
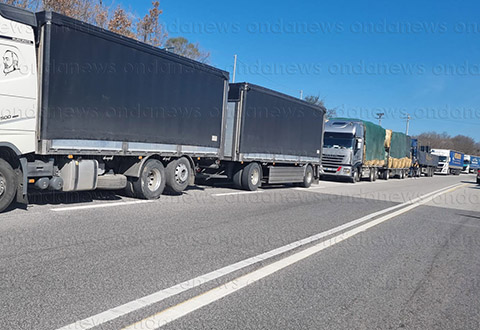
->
[129, 0, 480, 141]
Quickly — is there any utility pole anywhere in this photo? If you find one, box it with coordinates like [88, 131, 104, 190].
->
[405, 114, 411, 135]
[376, 113, 385, 126]
[300, 90, 303, 100]
[232, 54, 237, 83]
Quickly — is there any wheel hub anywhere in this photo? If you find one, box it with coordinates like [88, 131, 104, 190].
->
[175, 163, 189, 184]
[147, 168, 162, 192]
[251, 169, 260, 185]
[306, 171, 313, 183]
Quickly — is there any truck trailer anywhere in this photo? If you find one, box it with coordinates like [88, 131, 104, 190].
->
[431, 149, 464, 175]
[197, 83, 325, 190]
[470, 156, 480, 173]
[410, 140, 439, 177]
[0, 4, 325, 212]
[384, 130, 412, 180]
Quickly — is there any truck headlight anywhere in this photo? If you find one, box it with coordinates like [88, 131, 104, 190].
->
[343, 168, 351, 174]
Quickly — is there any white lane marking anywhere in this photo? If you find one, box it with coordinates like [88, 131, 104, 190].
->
[124, 183, 467, 330]
[212, 191, 265, 197]
[293, 186, 326, 191]
[51, 200, 154, 212]
[55, 183, 463, 330]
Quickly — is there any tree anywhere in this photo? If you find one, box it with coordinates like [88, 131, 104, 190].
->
[93, 2, 109, 29]
[304, 94, 336, 118]
[43, 0, 94, 23]
[137, 1, 167, 47]
[414, 131, 479, 154]
[165, 37, 210, 63]
[108, 6, 135, 39]
[1, 0, 39, 9]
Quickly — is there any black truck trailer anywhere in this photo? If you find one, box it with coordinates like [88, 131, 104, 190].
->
[0, 4, 325, 212]
[410, 140, 439, 177]
[197, 83, 326, 191]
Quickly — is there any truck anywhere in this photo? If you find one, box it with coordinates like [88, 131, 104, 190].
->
[321, 119, 411, 183]
[410, 140, 439, 177]
[431, 149, 464, 175]
[197, 83, 325, 190]
[470, 156, 480, 173]
[0, 4, 325, 212]
[322, 119, 385, 183]
[462, 155, 471, 174]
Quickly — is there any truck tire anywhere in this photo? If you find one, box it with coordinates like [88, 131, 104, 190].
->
[241, 162, 262, 191]
[300, 165, 314, 188]
[232, 165, 244, 188]
[368, 169, 375, 182]
[373, 169, 377, 181]
[165, 158, 191, 194]
[132, 159, 166, 199]
[349, 168, 359, 183]
[382, 170, 389, 180]
[0, 159, 17, 213]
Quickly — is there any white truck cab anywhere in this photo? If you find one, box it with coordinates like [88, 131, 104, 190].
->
[0, 6, 38, 155]
[462, 155, 470, 174]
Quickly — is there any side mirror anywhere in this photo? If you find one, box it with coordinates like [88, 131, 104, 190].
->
[356, 138, 363, 150]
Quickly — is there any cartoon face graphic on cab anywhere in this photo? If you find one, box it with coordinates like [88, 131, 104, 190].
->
[3, 50, 20, 76]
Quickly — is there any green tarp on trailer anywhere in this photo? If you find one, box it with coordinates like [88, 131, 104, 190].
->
[332, 118, 386, 162]
[390, 132, 411, 159]
[363, 120, 387, 162]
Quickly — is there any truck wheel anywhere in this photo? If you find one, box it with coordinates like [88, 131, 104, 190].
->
[241, 162, 262, 191]
[382, 170, 389, 180]
[232, 165, 244, 188]
[368, 169, 375, 182]
[300, 165, 314, 188]
[349, 169, 359, 183]
[132, 159, 166, 199]
[0, 159, 17, 212]
[165, 158, 191, 194]
[373, 169, 377, 181]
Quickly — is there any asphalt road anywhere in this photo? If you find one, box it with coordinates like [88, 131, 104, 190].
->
[0, 174, 478, 330]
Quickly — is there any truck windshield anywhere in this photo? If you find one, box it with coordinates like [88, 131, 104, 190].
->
[324, 133, 354, 149]
[438, 156, 447, 162]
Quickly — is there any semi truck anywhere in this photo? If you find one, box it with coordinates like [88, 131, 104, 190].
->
[462, 155, 471, 174]
[321, 119, 411, 183]
[410, 140, 439, 177]
[470, 156, 480, 173]
[0, 4, 325, 212]
[431, 149, 464, 175]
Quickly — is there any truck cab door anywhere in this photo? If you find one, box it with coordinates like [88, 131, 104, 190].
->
[0, 10, 38, 154]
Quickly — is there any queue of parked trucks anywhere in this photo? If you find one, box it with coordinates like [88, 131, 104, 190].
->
[0, 4, 477, 213]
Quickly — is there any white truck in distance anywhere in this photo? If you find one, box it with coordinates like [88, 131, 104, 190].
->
[431, 149, 464, 175]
